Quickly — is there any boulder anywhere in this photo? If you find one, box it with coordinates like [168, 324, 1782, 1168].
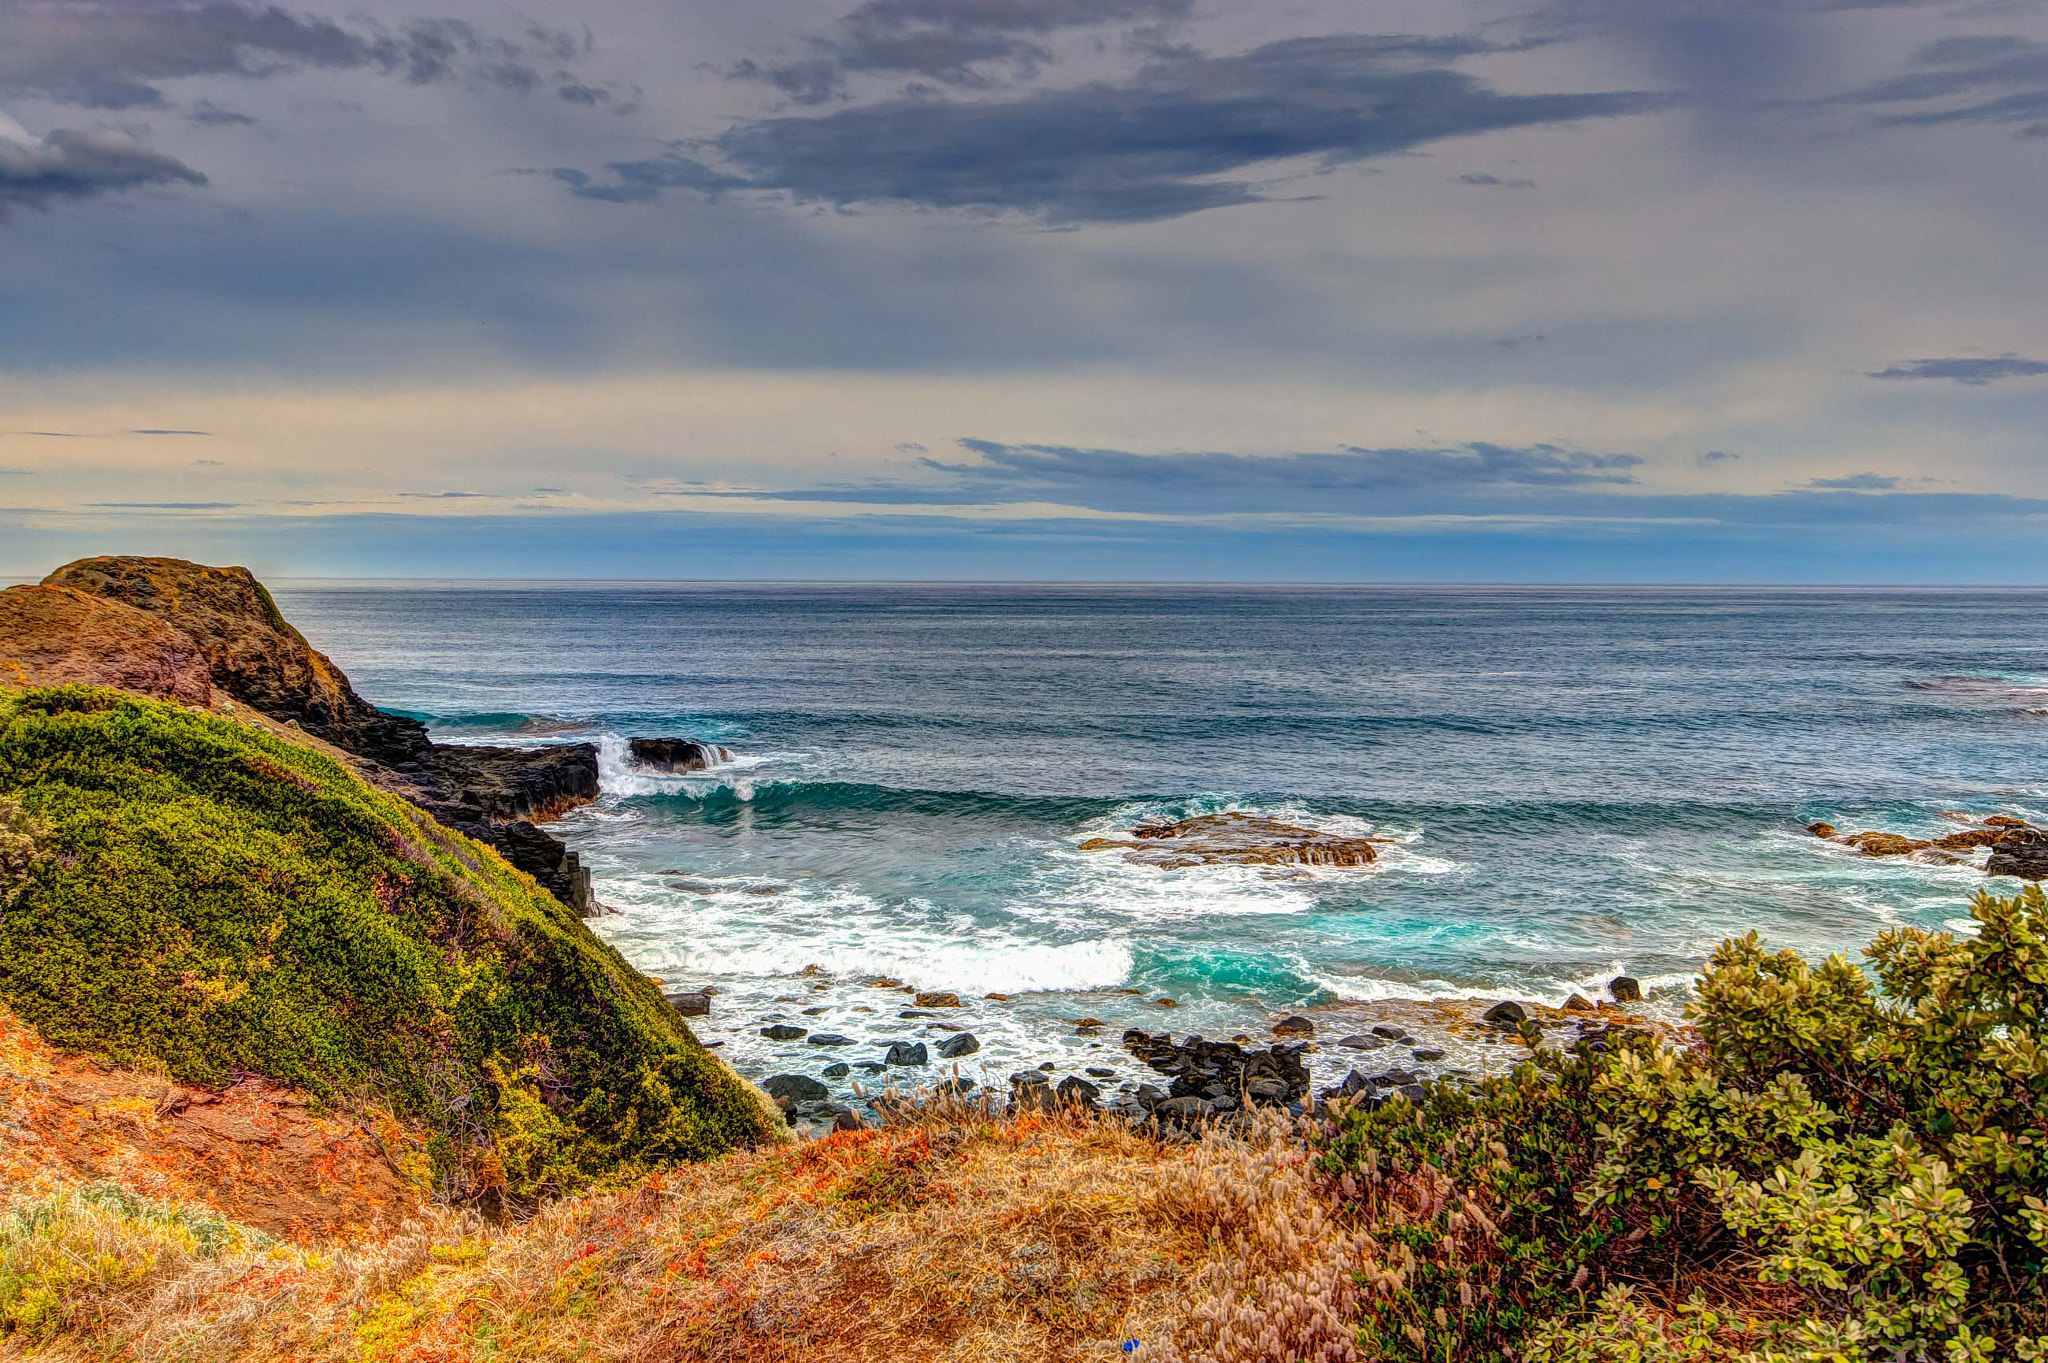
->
[1609, 977, 1643, 1004]
[1077, 811, 1388, 869]
[935, 1032, 979, 1059]
[822, 1062, 851, 1078]
[760, 1024, 808, 1041]
[1989, 827, 2048, 881]
[1480, 1000, 1528, 1026]
[1805, 821, 1839, 839]
[1056, 1076, 1101, 1108]
[763, 1074, 828, 1105]
[1335, 1034, 1387, 1050]
[1562, 994, 1594, 1013]
[1272, 1014, 1315, 1037]
[1370, 1024, 1409, 1041]
[805, 1033, 857, 1047]
[914, 991, 962, 1008]
[665, 989, 712, 1017]
[884, 1041, 929, 1066]
[626, 737, 731, 773]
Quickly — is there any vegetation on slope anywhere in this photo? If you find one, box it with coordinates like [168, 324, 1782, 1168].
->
[1314, 885, 2048, 1362]
[0, 685, 770, 1204]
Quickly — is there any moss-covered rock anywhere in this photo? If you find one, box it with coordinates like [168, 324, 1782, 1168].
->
[0, 685, 771, 1202]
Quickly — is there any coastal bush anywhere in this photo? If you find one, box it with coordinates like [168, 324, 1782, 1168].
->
[0, 685, 770, 1201]
[1315, 886, 2048, 1361]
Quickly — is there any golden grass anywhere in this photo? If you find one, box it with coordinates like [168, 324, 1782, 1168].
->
[0, 1087, 1389, 1363]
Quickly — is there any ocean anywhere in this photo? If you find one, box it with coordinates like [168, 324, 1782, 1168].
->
[274, 582, 2048, 1091]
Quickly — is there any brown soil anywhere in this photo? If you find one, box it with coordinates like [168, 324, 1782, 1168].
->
[0, 1008, 424, 1244]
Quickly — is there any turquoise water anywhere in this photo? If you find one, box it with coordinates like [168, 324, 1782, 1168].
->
[274, 583, 2048, 1083]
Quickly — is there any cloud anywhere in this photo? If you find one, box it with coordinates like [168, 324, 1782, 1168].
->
[549, 151, 747, 204]
[1806, 472, 1900, 490]
[130, 428, 211, 435]
[193, 458, 224, 466]
[186, 100, 256, 127]
[1834, 34, 2048, 135]
[582, 34, 1662, 222]
[732, 0, 1194, 105]
[0, 1, 625, 112]
[1867, 353, 2048, 385]
[0, 115, 206, 216]
[396, 489, 490, 499]
[1455, 172, 1535, 188]
[1697, 449, 1740, 466]
[697, 437, 1649, 515]
[86, 501, 238, 509]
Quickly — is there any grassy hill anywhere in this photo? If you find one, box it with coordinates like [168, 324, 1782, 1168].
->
[0, 685, 771, 1203]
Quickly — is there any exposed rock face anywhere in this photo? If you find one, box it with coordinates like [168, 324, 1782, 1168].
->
[628, 737, 731, 772]
[15, 557, 602, 914]
[1988, 827, 2048, 881]
[1079, 812, 1387, 869]
[43, 556, 430, 765]
[0, 585, 216, 706]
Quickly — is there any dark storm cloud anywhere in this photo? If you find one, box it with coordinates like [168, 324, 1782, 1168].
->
[0, 1, 624, 113]
[578, 35, 1663, 223]
[732, 0, 1194, 105]
[1807, 472, 1901, 490]
[0, 123, 207, 215]
[1867, 354, 2048, 385]
[1835, 34, 2048, 134]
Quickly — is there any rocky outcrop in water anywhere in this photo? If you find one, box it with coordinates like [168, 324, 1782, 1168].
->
[1988, 827, 2048, 881]
[1080, 812, 1388, 869]
[628, 737, 731, 772]
[8, 557, 603, 914]
[1806, 812, 2046, 881]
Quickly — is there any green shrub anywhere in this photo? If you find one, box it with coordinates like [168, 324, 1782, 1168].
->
[1315, 887, 2048, 1362]
[0, 686, 769, 1200]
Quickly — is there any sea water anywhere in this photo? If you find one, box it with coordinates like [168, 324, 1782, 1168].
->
[274, 583, 2048, 1087]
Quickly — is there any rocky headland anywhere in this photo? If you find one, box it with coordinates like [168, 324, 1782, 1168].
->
[1805, 810, 2048, 879]
[3, 556, 603, 914]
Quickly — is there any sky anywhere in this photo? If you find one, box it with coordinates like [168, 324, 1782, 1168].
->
[2, 0, 2047, 581]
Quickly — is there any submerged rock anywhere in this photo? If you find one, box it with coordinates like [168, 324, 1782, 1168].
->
[1077, 811, 1389, 869]
[935, 1032, 979, 1059]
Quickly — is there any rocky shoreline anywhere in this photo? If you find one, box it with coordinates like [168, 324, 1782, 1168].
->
[658, 966, 1662, 1137]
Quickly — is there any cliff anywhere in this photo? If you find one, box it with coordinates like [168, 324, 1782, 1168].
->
[0, 685, 773, 1204]
[3, 557, 601, 914]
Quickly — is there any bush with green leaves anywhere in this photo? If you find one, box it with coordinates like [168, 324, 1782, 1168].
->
[0, 685, 770, 1202]
[1315, 885, 2048, 1362]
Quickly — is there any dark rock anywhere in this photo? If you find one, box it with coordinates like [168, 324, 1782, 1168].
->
[665, 989, 712, 1017]
[1335, 1034, 1387, 1051]
[852, 1060, 887, 1075]
[1056, 1076, 1101, 1107]
[914, 991, 962, 1008]
[626, 737, 731, 772]
[1010, 1070, 1051, 1089]
[1609, 976, 1643, 1004]
[1121, 1030, 1309, 1110]
[1989, 827, 2048, 881]
[1369, 1024, 1409, 1041]
[806, 1033, 857, 1047]
[761, 1024, 808, 1041]
[1272, 1014, 1315, 1037]
[1411, 1048, 1446, 1063]
[936, 1078, 977, 1097]
[834, 1107, 866, 1133]
[884, 1041, 929, 1066]
[1085, 1066, 1117, 1078]
[1369, 1068, 1420, 1087]
[1562, 993, 1594, 1013]
[899, 1010, 934, 1018]
[1154, 1096, 1215, 1123]
[1481, 1001, 1528, 1026]
[763, 1074, 828, 1105]
[802, 1006, 829, 1016]
[822, 1063, 850, 1078]
[1135, 1084, 1168, 1111]
[935, 1032, 980, 1059]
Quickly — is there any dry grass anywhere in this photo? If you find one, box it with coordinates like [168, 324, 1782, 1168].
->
[1, 1066, 1392, 1363]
